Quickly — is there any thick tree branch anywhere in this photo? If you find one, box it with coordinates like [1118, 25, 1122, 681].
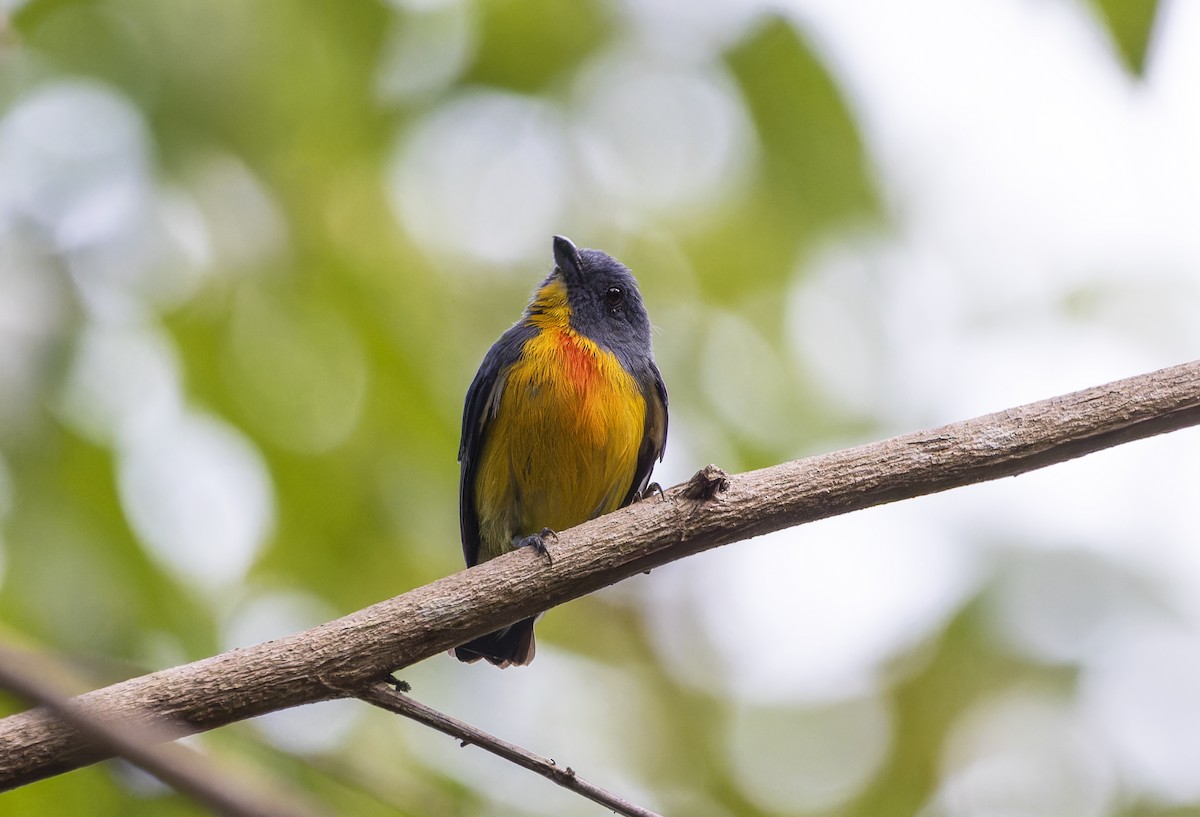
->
[2, 359, 1199, 789]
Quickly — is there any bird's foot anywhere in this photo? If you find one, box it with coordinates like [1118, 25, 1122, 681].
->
[515, 527, 557, 566]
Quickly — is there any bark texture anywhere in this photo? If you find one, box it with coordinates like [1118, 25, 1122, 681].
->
[3, 359, 1199, 788]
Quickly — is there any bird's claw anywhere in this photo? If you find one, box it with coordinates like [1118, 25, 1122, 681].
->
[636, 482, 665, 502]
[516, 527, 557, 565]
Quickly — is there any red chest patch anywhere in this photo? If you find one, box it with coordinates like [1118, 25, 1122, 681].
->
[555, 332, 600, 388]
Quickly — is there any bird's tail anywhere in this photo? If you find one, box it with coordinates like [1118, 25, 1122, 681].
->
[452, 618, 536, 668]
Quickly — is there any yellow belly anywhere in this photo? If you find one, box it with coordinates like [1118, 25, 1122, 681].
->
[473, 328, 645, 562]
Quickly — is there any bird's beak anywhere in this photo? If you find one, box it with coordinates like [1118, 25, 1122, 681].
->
[552, 235, 583, 284]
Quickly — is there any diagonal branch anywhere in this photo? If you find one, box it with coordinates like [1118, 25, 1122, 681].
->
[0, 645, 328, 817]
[359, 682, 664, 817]
[2, 359, 1199, 789]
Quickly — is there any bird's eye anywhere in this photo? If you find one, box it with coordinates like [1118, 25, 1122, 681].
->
[605, 286, 624, 311]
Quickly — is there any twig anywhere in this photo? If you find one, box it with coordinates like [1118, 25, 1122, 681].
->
[1, 359, 1199, 788]
[0, 645, 327, 817]
[360, 682, 663, 817]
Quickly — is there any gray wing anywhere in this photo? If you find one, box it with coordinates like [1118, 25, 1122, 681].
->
[621, 360, 669, 507]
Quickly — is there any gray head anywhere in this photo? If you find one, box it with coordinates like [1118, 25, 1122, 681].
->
[550, 235, 654, 365]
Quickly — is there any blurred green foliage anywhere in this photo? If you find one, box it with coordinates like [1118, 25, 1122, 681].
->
[1090, 0, 1158, 74]
[0, 1, 1182, 816]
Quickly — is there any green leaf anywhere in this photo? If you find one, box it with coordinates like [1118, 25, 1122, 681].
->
[1090, 0, 1158, 75]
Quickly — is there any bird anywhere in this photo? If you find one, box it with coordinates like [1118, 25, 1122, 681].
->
[453, 235, 668, 667]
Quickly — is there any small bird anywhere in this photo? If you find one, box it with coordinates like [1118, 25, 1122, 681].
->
[453, 236, 668, 667]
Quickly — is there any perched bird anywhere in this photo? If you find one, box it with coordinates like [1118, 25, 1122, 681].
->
[453, 236, 668, 667]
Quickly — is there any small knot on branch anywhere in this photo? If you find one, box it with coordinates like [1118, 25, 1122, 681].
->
[681, 465, 729, 501]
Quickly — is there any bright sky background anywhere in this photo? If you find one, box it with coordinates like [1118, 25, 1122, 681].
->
[635, 1, 1200, 811]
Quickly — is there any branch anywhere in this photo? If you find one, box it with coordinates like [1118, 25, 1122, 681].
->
[0, 645, 327, 817]
[2, 359, 1199, 789]
[359, 682, 663, 817]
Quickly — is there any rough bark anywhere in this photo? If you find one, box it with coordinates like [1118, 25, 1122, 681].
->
[2, 359, 1199, 788]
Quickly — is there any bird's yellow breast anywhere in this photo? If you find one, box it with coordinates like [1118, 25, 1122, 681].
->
[473, 305, 646, 562]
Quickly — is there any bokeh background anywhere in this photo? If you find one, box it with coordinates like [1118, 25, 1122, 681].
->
[1, 0, 1197, 815]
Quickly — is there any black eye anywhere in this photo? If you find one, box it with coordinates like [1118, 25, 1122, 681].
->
[605, 286, 624, 311]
